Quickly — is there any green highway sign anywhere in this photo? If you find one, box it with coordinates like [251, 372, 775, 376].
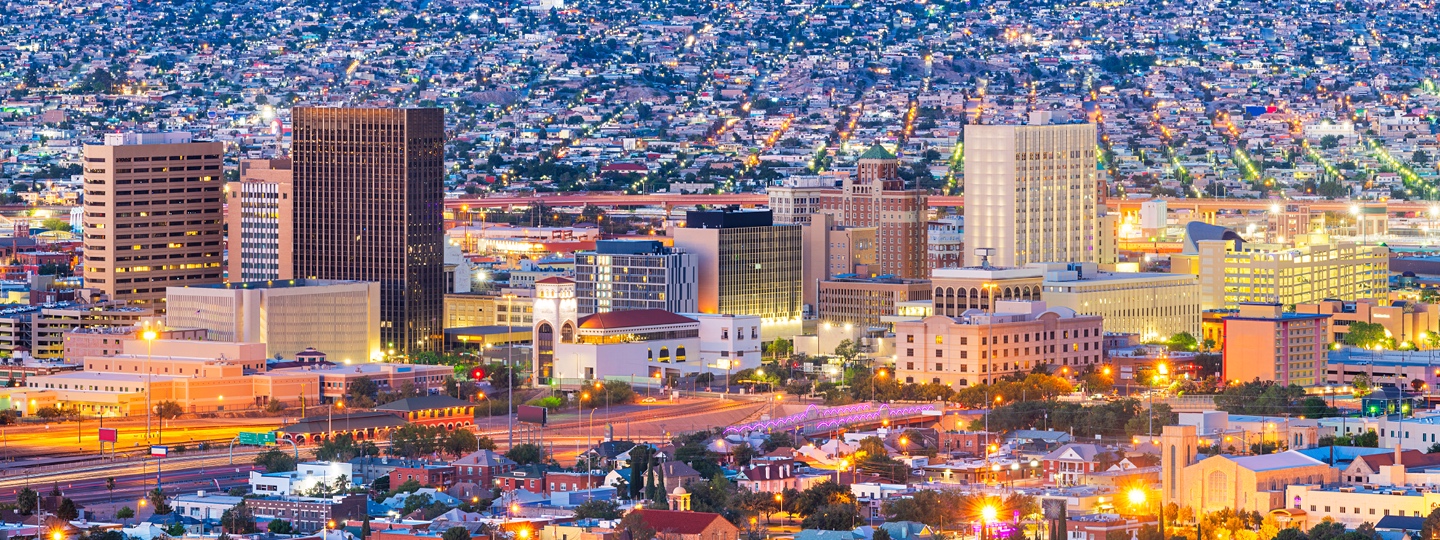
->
[238, 432, 277, 446]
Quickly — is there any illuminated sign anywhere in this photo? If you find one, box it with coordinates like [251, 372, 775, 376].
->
[724, 403, 939, 434]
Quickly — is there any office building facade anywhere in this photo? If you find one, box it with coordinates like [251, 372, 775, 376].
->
[1174, 233, 1388, 311]
[767, 146, 927, 278]
[165, 279, 381, 363]
[963, 119, 1099, 267]
[575, 240, 698, 316]
[227, 158, 294, 282]
[672, 209, 802, 340]
[81, 132, 225, 307]
[1033, 262, 1201, 339]
[291, 107, 446, 355]
[817, 277, 932, 330]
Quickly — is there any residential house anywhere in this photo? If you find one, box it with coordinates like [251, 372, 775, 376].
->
[738, 459, 801, 493]
[1042, 444, 1109, 486]
[498, 464, 548, 493]
[452, 449, 517, 487]
[628, 510, 741, 540]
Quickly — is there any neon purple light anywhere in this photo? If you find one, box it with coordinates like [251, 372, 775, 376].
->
[724, 403, 938, 434]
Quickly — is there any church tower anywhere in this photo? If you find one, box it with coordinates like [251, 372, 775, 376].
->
[532, 277, 577, 383]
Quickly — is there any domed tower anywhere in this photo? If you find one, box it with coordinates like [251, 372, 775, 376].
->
[667, 486, 691, 511]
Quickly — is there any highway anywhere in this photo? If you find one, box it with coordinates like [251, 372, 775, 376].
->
[444, 192, 1438, 216]
[0, 396, 772, 510]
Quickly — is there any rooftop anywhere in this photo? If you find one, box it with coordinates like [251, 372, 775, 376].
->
[577, 309, 697, 330]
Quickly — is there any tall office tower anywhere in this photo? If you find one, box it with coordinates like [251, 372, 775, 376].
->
[292, 107, 446, 355]
[575, 240, 698, 316]
[962, 116, 1099, 267]
[226, 158, 293, 282]
[672, 209, 802, 340]
[81, 132, 225, 308]
[821, 145, 928, 278]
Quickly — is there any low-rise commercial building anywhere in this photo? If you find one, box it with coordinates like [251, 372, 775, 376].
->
[164, 279, 381, 363]
[1033, 262, 1200, 340]
[817, 276, 931, 330]
[893, 300, 1104, 387]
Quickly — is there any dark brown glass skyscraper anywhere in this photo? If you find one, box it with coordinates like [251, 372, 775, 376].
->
[292, 107, 445, 356]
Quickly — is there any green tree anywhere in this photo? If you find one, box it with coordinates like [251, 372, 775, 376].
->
[254, 448, 297, 472]
[506, 443, 544, 466]
[388, 425, 445, 458]
[267, 520, 294, 534]
[1423, 508, 1440, 540]
[116, 506, 135, 523]
[445, 429, 479, 457]
[441, 526, 472, 540]
[16, 487, 37, 514]
[802, 503, 862, 530]
[1351, 374, 1374, 397]
[1344, 323, 1394, 350]
[221, 502, 258, 533]
[148, 488, 173, 515]
[834, 340, 859, 362]
[1166, 332, 1199, 351]
[57, 498, 79, 520]
[154, 400, 184, 421]
[794, 480, 854, 517]
[166, 523, 188, 537]
[573, 499, 623, 520]
[40, 218, 71, 232]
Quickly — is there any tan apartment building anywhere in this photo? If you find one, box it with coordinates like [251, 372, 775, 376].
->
[81, 132, 225, 308]
[164, 279, 381, 363]
[226, 158, 293, 282]
[0, 301, 154, 360]
[1221, 303, 1330, 386]
[893, 300, 1104, 386]
[817, 277, 931, 330]
[1173, 232, 1388, 311]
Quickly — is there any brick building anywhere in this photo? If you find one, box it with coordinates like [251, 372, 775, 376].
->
[246, 494, 368, 533]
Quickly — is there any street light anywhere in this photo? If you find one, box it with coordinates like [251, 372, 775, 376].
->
[980, 504, 999, 540]
[142, 327, 157, 441]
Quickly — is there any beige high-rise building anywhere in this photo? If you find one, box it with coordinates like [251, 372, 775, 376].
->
[82, 132, 225, 308]
[799, 213, 877, 310]
[227, 158, 293, 282]
[963, 117, 1099, 267]
[1172, 231, 1388, 311]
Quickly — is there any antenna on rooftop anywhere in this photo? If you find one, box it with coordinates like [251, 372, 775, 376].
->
[974, 247, 996, 269]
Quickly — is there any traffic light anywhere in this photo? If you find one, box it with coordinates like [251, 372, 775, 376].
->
[469, 366, 487, 380]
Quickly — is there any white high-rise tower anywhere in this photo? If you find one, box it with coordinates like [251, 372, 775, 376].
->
[963, 115, 1099, 267]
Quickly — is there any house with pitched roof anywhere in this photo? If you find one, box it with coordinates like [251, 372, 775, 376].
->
[452, 449, 517, 486]
[627, 510, 740, 540]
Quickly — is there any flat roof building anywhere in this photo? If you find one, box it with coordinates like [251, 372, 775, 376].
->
[1222, 303, 1330, 387]
[292, 107, 445, 355]
[575, 240, 698, 316]
[672, 209, 802, 341]
[227, 157, 294, 282]
[81, 132, 225, 307]
[1033, 262, 1201, 340]
[893, 300, 1104, 387]
[164, 279, 381, 363]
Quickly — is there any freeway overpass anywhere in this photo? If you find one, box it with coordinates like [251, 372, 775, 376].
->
[445, 193, 1434, 216]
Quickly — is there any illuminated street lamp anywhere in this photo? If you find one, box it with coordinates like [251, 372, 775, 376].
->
[142, 327, 157, 440]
